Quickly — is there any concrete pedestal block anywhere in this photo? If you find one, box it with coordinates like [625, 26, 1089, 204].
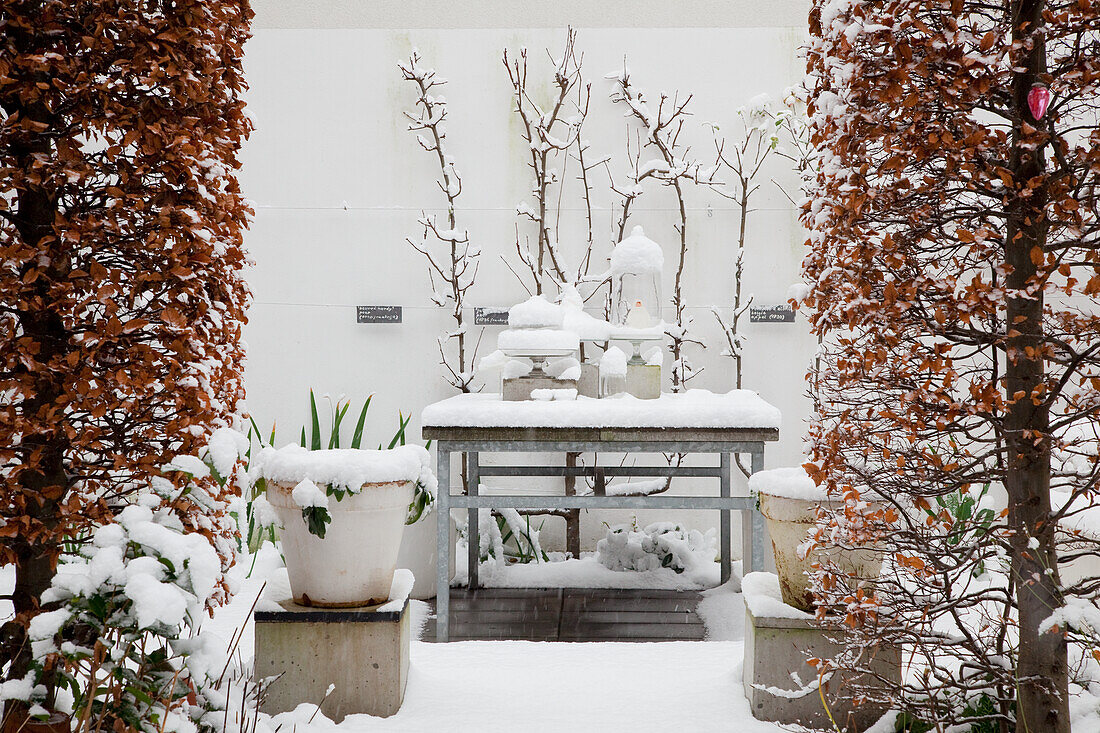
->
[502, 375, 578, 401]
[625, 363, 660, 399]
[743, 575, 899, 732]
[255, 598, 410, 721]
[577, 362, 599, 398]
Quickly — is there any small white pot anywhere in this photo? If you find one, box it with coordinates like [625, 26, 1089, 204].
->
[268, 480, 413, 607]
[397, 512, 457, 600]
[758, 492, 882, 612]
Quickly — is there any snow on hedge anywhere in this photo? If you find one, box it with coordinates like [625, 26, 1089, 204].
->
[422, 389, 781, 429]
[44, 503, 223, 631]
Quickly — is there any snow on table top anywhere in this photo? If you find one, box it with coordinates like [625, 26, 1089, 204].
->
[422, 389, 781, 430]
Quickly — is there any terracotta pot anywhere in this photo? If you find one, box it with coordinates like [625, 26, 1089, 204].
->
[758, 492, 882, 612]
[268, 480, 413, 607]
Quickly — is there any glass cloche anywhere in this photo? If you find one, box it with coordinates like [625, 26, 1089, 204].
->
[610, 225, 663, 329]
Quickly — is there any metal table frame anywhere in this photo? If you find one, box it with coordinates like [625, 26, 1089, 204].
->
[422, 426, 779, 641]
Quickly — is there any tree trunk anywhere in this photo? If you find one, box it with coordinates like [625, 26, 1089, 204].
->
[2, 88, 70, 686]
[1005, 2, 1067, 730]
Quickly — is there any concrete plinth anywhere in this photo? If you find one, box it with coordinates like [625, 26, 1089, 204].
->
[743, 575, 899, 732]
[577, 362, 599, 398]
[625, 363, 660, 399]
[503, 375, 578, 401]
[255, 598, 410, 721]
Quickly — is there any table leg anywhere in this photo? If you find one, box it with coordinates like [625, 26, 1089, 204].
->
[468, 451, 480, 591]
[750, 448, 767, 575]
[741, 505, 754, 575]
[564, 452, 581, 560]
[436, 446, 451, 642]
[720, 452, 731, 584]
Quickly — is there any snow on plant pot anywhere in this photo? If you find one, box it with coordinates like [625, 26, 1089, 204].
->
[749, 467, 882, 612]
[259, 443, 436, 607]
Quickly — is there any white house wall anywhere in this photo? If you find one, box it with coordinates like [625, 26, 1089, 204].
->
[240, 2, 816, 554]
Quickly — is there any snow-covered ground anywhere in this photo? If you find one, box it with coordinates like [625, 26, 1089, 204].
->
[6, 545, 1100, 731]
[268, 639, 771, 732]
[210, 547, 776, 732]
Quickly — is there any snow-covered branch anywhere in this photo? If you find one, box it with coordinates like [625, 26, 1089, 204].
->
[711, 91, 811, 390]
[503, 28, 593, 296]
[606, 63, 719, 391]
[399, 49, 482, 393]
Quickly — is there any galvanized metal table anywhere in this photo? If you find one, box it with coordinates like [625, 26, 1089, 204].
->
[421, 422, 779, 641]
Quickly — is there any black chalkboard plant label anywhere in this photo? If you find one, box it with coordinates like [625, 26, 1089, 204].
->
[474, 307, 510, 326]
[357, 306, 402, 324]
[749, 304, 795, 323]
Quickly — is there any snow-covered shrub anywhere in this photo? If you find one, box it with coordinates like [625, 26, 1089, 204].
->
[10, 433, 253, 733]
[596, 521, 717, 575]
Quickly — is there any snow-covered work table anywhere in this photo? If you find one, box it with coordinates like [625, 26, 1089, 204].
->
[422, 390, 781, 641]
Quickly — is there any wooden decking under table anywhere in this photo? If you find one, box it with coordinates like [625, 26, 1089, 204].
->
[423, 588, 706, 642]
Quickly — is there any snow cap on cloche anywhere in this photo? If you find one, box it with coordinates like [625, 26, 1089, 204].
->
[508, 295, 564, 329]
[610, 225, 664, 276]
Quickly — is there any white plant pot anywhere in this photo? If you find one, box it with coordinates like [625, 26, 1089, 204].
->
[758, 492, 882, 612]
[268, 480, 413, 607]
[397, 512, 457, 600]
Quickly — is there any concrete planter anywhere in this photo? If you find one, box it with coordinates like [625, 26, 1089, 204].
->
[758, 492, 882, 612]
[269, 479, 413, 607]
[397, 511, 456, 599]
[743, 573, 900, 731]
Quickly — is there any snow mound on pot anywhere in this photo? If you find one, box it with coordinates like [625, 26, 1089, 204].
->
[291, 478, 329, 508]
[748, 466, 827, 501]
[257, 444, 436, 494]
[742, 571, 812, 620]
